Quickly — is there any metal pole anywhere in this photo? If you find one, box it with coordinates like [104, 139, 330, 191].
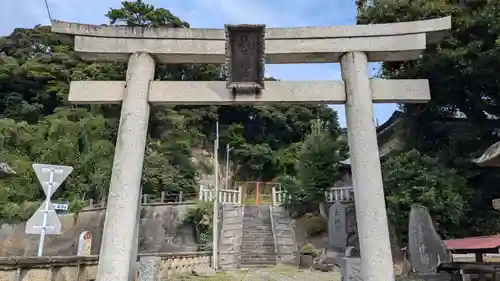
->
[212, 121, 220, 270]
[225, 144, 230, 189]
[38, 168, 54, 256]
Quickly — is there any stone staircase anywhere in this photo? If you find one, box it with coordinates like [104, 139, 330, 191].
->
[218, 204, 243, 270]
[270, 206, 297, 264]
[239, 205, 277, 268]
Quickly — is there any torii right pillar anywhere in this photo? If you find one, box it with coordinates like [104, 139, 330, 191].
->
[341, 51, 395, 280]
[339, 30, 450, 281]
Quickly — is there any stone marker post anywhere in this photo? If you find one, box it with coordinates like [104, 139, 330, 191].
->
[51, 16, 451, 281]
[77, 231, 92, 256]
[328, 201, 348, 251]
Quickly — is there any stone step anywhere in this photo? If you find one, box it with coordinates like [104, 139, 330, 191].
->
[242, 229, 273, 232]
[242, 231, 273, 235]
[241, 244, 274, 248]
[241, 244, 274, 250]
[240, 258, 277, 263]
[242, 223, 272, 226]
[241, 243, 275, 247]
[242, 236, 273, 239]
[241, 249, 275, 253]
[242, 233, 273, 236]
[240, 256, 277, 261]
[242, 226, 272, 229]
[241, 239, 275, 243]
[240, 262, 276, 266]
[241, 244, 275, 248]
[243, 214, 270, 218]
[242, 226, 273, 229]
[240, 258, 277, 264]
[240, 252, 277, 257]
[241, 237, 274, 241]
[241, 247, 275, 250]
[241, 251, 275, 255]
[243, 221, 271, 224]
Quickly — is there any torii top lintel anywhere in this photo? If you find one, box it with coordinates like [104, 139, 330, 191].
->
[50, 17, 451, 64]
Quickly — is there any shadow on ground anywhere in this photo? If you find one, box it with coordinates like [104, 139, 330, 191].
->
[172, 264, 341, 281]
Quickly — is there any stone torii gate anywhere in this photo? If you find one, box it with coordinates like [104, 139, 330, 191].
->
[52, 17, 450, 281]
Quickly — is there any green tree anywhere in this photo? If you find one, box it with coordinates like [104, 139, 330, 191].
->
[296, 120, 347, 203]
[358, 0, 500, 237]
[280, 119, 347, 216]
[382, 150, 470, 244]
[0, 0, 342, 223]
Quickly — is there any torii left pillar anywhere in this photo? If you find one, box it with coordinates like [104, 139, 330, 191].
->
[95, 52, 154, 281]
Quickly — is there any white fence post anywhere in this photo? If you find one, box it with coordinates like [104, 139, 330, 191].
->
[272, 186, 277, 206]
[324, 186, 354, 203]
[198, 186, 243, 205]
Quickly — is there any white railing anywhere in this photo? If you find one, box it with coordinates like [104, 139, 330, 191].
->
[272, 186, 287, 206]
[272, 186, 354, 206]
[325, 186, 354, 202]
[199, 185, 242, 204]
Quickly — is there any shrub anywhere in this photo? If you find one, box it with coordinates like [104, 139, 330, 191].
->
[302, 213, 327, 237]
[300, 243, 316, 254]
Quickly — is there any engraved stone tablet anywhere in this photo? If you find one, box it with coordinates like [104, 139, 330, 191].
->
[225, 24, 266, 95]
[328, 201, 348, 251]
[408, 204, 452, 273]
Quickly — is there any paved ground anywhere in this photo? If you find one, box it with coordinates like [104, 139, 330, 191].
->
[174, 265, 341, 281]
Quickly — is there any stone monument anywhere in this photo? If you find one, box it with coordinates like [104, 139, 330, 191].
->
[77, 231, 92, 256]
[407, 204, 453, 281]
[51, 16, 451, 281]
[328, 201, 348, 251]
[473, 141, 500, 211]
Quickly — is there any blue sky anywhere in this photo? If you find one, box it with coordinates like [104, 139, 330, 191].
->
[1, 0, 397, 127]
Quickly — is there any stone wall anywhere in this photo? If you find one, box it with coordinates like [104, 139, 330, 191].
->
[0, 252, 211, 281]
[270, 206, 297, 264]
[218, 204, 243, 270]
[0, 203, 199, 256]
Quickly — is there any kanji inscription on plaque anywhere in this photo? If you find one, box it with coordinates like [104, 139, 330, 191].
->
[225, 24, 266, 95]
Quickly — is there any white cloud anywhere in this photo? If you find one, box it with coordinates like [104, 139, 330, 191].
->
[1, 0, 397, 127]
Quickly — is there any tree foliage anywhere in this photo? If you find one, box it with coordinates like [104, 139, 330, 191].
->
[359, 0, 500, 237]
[280, 120, 347, 211]
[383, 150, 470, 243]
[0, 0, 340, 223]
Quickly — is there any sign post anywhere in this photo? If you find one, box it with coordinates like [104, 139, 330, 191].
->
[26, 164, 73, 256]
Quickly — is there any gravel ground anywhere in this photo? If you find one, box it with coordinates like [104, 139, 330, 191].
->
[173, 265, 341, 281]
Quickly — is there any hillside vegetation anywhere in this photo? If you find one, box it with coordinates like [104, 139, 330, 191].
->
[0, 1, 341, 223]
[1, 0, 500, 246]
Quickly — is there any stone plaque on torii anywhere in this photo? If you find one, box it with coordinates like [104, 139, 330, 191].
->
[51, 16, 451, 281]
